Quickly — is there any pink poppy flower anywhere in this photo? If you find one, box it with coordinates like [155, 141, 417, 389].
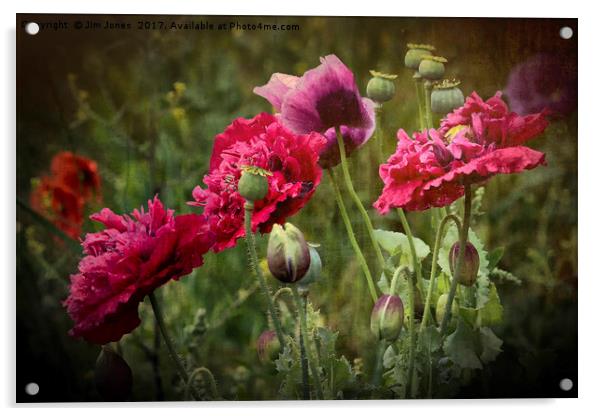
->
[253, 54, 375, 168]
[64, 197, 214, 344]
[374, 92, 548, 213]
[190, 113, 326, 253]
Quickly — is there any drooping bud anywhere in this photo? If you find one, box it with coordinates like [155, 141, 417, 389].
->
[431, 79, 465, 114]
[404, 43, 436, 70]
[237, 166, 270, 202]
[370, 294, 404, 342]
[418, 56, 447, 81]
[267, 223, 311, 283]
[298, 244, 322, 295]
[449, 241, 480, 286]
[257, 330, 280, 362]
[95, 345, 133, 401]
[366, 70, 397, 104]
[436, 294, 459, 326]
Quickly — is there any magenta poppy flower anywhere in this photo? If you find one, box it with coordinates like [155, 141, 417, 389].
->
[253, 54, 375, 168]
[64, 197, 214, 344]
[374, 92, 549, 213]
[505, 53, 577, 118]
[190, 113, 326, 253]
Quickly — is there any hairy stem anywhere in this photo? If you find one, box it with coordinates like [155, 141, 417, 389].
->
[420, 214, 462, 331]
[424, 81, 434, 130]
[414, 77, 426, 131]
[397, 209, 426, 297]
[244, 202, 286, 348]
[404, 268, 417, 397]
[335, 127, 387, 275]
[293, 287, 324, 399]
[440, 184, 472, 334]
[327, 169, 378, 302]
[149, 292, 201, 401]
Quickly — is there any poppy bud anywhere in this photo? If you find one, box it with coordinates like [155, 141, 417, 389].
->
[267, 223, 311, 283]
[418, 56, 447, 81]
[449, 241, 480, 286]
[298, 245, 322, 294]
[404, 43, 436, 70]
[257, 330, 280, 362]
[436, 293, 459, 325]
[366, 70, 397, 104]
[431, 79, 465, 114]
[370, 294, 404, 342]
[238, 166, 270, 202]
[95, 345, 133, 401]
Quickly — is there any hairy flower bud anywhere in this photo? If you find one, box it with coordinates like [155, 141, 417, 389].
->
[431, 79, 465, 114]
[370, 294, 404, 342]
[404, 43, 436, 70]
[95, 346, 133, 401]
[366, 70, 397, 104]
[298, 245, 322, 294]
[237, 166, 270, 202]
[267, 223, 311, 283]
[436, 294, 459, 326]
[449, 241, 480, 286]
[418, 56, 447, 81]
[257, 330, 280, 362]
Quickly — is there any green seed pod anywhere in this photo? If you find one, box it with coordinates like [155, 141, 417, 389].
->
[418, 56, 447, 81]
[404, 43, 436, 70]
[298, 245, 322, 294]
[366, 70, 397, 104]
[370, 294, 404, 342]
[431, 79, 465, 114]
[257, 330, 280, 362]
[95, 346, 133, 401]
[267, 223, 311, 283]
[449, 241, 480, 287]
[436, 294, 459, 326]
[237, 166, 270, 202]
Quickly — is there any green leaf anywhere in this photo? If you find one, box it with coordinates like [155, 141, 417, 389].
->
[458, 306, 478, 328]
[331, 356, 355, 397]
[479, 327, 503, 364]
[383, 345, 397, 369]
[478, 284, 504, 327]
[487, 247, 505, 271]
[374, 229, 430, 272]
[419, 325, 442, 353]
[443, 320, 482, 370]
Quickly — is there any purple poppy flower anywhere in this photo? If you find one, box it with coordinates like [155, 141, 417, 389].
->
[254, 54, 375, 168]
[505, 53, 577, 118]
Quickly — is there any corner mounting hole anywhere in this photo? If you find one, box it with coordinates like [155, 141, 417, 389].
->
[25, 382, 39, 396]
[559, 378, 573, 391]
[25, 22, 40, 35]
[559, 26, 573, 39]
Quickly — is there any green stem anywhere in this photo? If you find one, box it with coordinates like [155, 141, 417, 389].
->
[335, 127, 387, 274]
[404, 268, 416, 397]
[149, 292, 201, 401]
[424, 81, 434, 130]
[292, 287, 324, 400]
[396, 209, 425, 297]
[375, 106, 385, 163]
[440, 184, 472, 334]
[298, 315, 310, 400]
[371, 340, 386, 386]
[327, 169, 378, 303]
[243, 202, 286, 348]
[420, 214, 462, 331]
[186, 367, 220, 400]
[414, 77, 426, 131]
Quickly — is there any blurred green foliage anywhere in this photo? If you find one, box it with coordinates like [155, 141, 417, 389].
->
[16, 15, 576, 401]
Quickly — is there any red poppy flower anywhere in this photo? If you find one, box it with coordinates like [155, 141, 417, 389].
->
[30, 177, 84, 239]
[374, 92, 548, 213]
[50, 151, 101, 201]
[64, 197, 214, 344]
[190, 113, 326, 252]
